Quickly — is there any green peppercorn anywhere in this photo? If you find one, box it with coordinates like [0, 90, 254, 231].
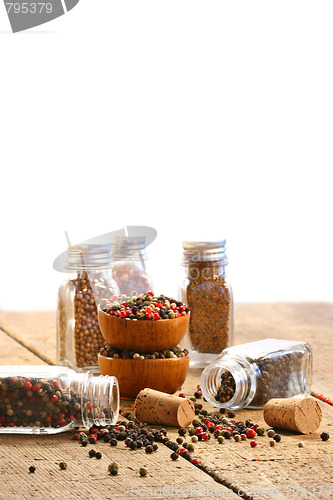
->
[256, 427, 265, 436]
[218, 436, 225, 444]
[188, 427, 196, 436]
[187, 443, 195, 452]
[108, 462, 119, 474]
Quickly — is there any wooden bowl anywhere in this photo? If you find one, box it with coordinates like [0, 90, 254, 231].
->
[98, 308, 190, 352]
[98, 354, 190, 399]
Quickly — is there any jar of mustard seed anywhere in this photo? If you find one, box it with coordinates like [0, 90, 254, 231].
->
[201, 339, 313, 409]
[111, 236, 153, 296]
[179, 240, 233, 368]
[0, 365, 119, 434]
[57, 244, 119, 373]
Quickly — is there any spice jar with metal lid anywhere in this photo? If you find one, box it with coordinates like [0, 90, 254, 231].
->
[200, 339, 313, 410]
[57, 244, 119, 372]
[111, 235, 153, 296]
[0, 365, 119, 434]
[179, 240, 233, 367]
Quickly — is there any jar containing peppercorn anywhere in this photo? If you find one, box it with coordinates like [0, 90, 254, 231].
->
[0, 365, 119, 434]
[111, 236, 153, 296]
[179, 240, 233, 367]
[56, 244, 119, 372]
[200, 339, 313, 409]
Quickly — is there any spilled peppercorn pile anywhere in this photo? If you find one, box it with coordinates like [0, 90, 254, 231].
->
[100, 292, 190, 320]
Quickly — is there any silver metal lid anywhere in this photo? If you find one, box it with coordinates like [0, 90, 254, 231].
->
[64, 244, 112, 271]
[182, 240, 228, 264]
[111, 236, 146, 259]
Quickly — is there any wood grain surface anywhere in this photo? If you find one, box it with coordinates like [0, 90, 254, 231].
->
[0, 303, 332, 499]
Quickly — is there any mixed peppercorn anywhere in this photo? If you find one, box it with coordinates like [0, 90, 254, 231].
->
[100, 345, 189, 360]
[99, 292, 190, 321]
[0, 376, 82, 429]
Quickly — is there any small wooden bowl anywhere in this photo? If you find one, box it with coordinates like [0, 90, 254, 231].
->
[98, 354, 190, 399]
[98, 308, 190, 352]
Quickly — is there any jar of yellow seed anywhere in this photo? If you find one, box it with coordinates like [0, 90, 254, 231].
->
[56, 244, 119, 372]
[179, 240, 233, 368]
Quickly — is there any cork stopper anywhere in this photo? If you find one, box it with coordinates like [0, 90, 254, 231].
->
[263, 397, 322, 434]
[134, 388, 195, 428]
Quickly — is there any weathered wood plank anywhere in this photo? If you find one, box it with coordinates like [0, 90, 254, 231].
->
[0, 328, 47, 365]
[0, 304, 332, 499]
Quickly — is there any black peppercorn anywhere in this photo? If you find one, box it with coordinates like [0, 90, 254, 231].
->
[227, 410, 235, 418]
[321, 432, 330, 441]
[273, 434, 281, 442]
[29, 466, 36, 473]
[89, 449, 96, 458]
[145, 445, 153, 454]
[178, 427, 186, 436]
[110, 438, 118, 446]
[170, 452, 178, 460]
[139, 468, 148, 477]
[95, 452, 102, 459]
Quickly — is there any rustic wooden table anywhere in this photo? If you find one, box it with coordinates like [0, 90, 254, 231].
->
[0, 303, 332, 500]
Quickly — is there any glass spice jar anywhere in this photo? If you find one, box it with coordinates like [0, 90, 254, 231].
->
[0, 365, 119, 434]
[111, 236, 153, 296]
[201, 339, 313, 410]
[179, 240, 233, 367]
[57, 244, 119, 372]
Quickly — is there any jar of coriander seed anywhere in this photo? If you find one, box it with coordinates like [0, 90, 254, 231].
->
[179, 240, 233, 368]
[56, 244, 119, 373]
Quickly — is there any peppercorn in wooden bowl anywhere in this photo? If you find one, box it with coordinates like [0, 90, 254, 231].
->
[98, 353, 190, 399]
[98, 309, 189, 352]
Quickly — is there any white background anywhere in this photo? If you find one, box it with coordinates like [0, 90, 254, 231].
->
[0, 1, 332, 310]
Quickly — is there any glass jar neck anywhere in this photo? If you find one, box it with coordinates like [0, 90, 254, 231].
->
[184, 259, 227, 281]
[73, 372, 119, 428]
[201, 355, 257, 410]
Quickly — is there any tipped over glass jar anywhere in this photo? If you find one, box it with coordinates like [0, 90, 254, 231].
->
[200, 339, 313, 409]
[0, 365, 119, 434]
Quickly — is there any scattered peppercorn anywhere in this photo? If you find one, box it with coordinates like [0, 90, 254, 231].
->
[28, 466, 36, 473]
[108, 462, 119, 475]
[227, 410, 236, 418]
[267, 429, 275, 438]
[178, 427, 186, 436]
[256, 427, 265, 436]
[59, 462, 67, 470]
[95, 452, 102, 459]
[273, 434, 281, 443]
[250, 440, 257, 447]
[89, 449, 96, 458]
[298, 442, 304, 448]
[321, 432, 330, 441]
[170, 452, 178, 460]
[269, 440, 276, 447]
[139, 468, 148, 477]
